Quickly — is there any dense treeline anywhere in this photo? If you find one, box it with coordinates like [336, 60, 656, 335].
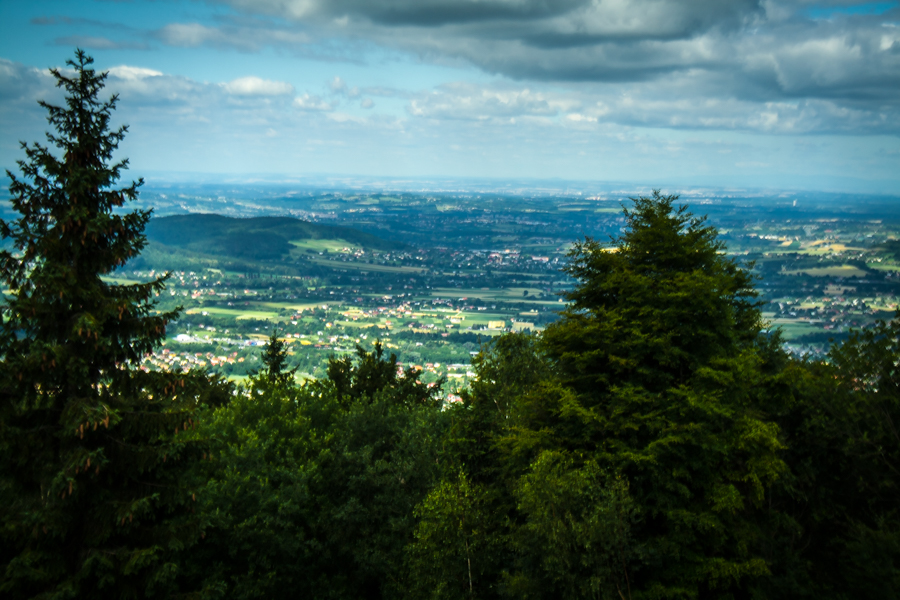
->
[2, 52, 898, 599]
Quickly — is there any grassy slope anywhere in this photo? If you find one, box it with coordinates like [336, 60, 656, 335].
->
[145, 214, 404, 262]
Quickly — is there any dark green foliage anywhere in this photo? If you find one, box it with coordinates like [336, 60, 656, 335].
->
[183, 375, 317, 599]
[828, 318, 900, 507]
[191, 342, 447, 599]
[406, 470, 496, 600]
[509, 452, 635, 600]
[546, 190, 761, 397]
[526, 193, 784, 597]
[467, 332, 551, 429]
[143, 214, 404, 261]
[216, 232, 293, 261]
[399, 335, 548, 600]
[4, 61, 895, 598]
[0, 51, 228, 599]
[758, 319, 900, 600]
[179, 193, 896, 599]
[324, 341, 442, 409]
[422, 193, 786, 599]
[259, 328, 295, 384]
[455, 332, 555, 492]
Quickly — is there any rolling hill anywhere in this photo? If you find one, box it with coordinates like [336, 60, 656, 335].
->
[144, 214, 404, 261]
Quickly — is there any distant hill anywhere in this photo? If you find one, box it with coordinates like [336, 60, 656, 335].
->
[145, 214, 403, 261]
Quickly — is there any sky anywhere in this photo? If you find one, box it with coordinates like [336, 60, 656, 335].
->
[1, 0, 899, 193]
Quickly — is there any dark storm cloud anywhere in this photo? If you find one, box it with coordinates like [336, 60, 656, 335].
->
[228, 0, 762, 35]
[330, 0, 585, 26]
[228, 0, 582, 26]
[211, 2, 891, 82]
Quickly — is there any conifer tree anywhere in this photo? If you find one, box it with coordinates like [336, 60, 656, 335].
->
[0, 50, 226, 599]
[259, 328, 295, 385]
[533, 191, 786, 596]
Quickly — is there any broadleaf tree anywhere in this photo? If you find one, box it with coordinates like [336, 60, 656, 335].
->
[529, 191, 788, 597]
[189, 341, 448, 599]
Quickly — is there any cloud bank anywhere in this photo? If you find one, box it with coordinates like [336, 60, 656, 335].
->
[5, 1, 899, 189]
[183, 0, 899, 134]
[23, 0, 900, 136]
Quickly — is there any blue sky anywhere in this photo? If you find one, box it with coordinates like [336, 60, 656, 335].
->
[1, 0, 899, 192]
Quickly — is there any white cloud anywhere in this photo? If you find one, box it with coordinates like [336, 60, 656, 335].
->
[3, 33, 898, 189]
[407, 83, 576, 121]
[330, 76, 361, 98]
[181, 0, 900, 136]
[103, 69, 209, 106]
[327, 112, 365, 123]
[107, 66, 164, 80]
[53, 35, 150, 51]
[399, 75, 900, 135]
[158, 23, 219, 47]
[330, 76, 347, 93]
[0, 59, 57, 103]
[156, 21, 311, 52]
[293, 93, 334, 110]
[224, 76, 295, 96]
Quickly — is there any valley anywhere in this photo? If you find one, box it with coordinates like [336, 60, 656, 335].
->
[90, 183, 900, 385]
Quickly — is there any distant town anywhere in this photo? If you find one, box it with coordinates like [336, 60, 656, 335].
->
[50, 183, 895, 387]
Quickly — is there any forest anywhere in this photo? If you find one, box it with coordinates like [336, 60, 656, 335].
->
[1, 52, 898, 600]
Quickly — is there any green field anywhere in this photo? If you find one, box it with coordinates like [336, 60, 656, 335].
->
[186, 307, 279, 320]
[309, 258, 425, 273]
[868, 263, 900, 272]
[428, 287, 549, 301]
[290, 239, 361, 253]
[101, 276, 145, 285]
[783, 265, 868, 278]
[258, 301, 343, 312]
[766, 318, 819, 340]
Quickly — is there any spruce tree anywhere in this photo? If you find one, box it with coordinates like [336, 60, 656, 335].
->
[259, 328, 295, 385]
[0, 50, 226, 599]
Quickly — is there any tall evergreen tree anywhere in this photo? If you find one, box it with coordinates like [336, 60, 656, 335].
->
[0, 50, 227, 599]
[259, 328, 295, 385]
[530, 191, 786, 597]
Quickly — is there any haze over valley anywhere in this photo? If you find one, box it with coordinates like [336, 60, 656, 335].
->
[5, 179, 891, 384]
